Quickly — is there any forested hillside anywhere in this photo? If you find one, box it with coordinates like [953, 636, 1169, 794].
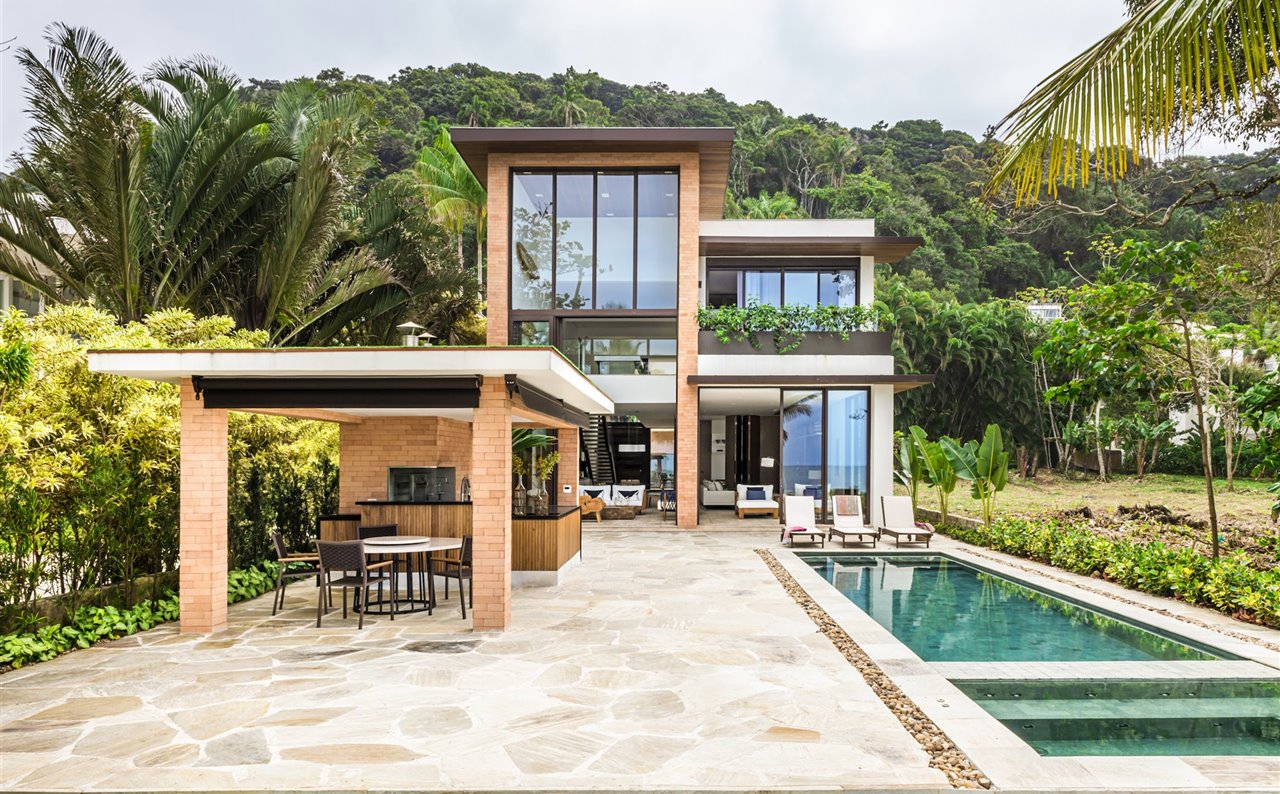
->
[244, 64, 1279, 303]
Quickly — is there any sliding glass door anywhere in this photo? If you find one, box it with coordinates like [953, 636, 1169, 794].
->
[779, 388, 870, 523]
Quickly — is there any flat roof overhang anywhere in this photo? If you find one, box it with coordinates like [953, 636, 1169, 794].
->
[450, 126, 735, 220]
[688, 373, 936, 393]
[699, 235, 924, 263]
[87, 346, 615, 422]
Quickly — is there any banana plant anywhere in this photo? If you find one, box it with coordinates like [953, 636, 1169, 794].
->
[896, 431, 924, 511]
[908, 426, 958, 525]
[940, 424, 1009, 527]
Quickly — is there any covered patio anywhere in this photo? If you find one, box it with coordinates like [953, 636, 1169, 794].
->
[86, 346, 614, 634]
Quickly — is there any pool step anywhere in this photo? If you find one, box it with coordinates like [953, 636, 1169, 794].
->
[981, 697, 1280, 721]
[997, 715, 1280, 757]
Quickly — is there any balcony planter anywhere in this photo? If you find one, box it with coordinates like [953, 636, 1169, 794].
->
[698, 329, 891, 356]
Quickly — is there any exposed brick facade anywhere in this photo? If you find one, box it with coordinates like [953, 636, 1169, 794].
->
[470, 381, 513, 629]
[555, 426, 579, 500]
[484, 151, 702, 527]
[338, 416, 472, 509]
[179, 377, 229, 634]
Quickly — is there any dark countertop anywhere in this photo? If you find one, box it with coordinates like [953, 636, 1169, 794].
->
[513, 504, 581, 521]
[355, 500, 473, 507]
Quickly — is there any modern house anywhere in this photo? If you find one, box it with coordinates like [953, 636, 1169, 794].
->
[451, 127, 931, 530]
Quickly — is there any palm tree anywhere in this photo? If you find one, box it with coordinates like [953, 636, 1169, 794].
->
[988, 0, 1280, 203]
[0, 25, 423, 345]
[414, 128, 488, 287]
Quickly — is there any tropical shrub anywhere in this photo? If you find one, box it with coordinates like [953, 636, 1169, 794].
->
[941, 517, 1280, 628]
[0, 560, 279, 669]
[0, 305, 336, 630]
[909, 426, 958, 524]
[940, 424, 1010, 527]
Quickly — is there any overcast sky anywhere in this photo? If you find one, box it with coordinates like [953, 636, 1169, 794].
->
[0, 0, 1190, 161]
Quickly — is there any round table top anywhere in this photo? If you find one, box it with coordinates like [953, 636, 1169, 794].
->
[361, 535, 463, 554]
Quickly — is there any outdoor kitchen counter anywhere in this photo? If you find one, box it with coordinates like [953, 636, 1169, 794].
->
[512, 505, 582, 574]
[319, 503, 581, 578]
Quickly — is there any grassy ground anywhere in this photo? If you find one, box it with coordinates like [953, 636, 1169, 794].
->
[901, 472, 1274, 530]
[898, 471, 1278, 564]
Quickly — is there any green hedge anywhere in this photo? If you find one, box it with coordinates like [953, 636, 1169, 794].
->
[940, 517, 1280, 628]
[0, 561, 280, 669]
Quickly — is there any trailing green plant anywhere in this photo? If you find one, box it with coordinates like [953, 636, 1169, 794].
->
[0, 560, 278, 669]
[939, 516, 1280, 628]
[909, 426, 959, 524]
[940, 424, 1010, 528]
[697, 302, 882, 354]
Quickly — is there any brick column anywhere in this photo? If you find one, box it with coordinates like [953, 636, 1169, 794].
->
[674, 154, 701, 528]
[470, 380, 512, 630]
[555, 427, 579, 503]
[179, 377, 229, 633]
[486, 158, 511, 345]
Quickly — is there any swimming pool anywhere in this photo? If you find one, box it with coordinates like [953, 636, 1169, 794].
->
[803, 554, 1226, 662]
[955, 678, 1280, 756]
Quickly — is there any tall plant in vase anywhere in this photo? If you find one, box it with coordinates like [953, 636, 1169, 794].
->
[511, 452, 528, 515]
[532, 450, 560, 515]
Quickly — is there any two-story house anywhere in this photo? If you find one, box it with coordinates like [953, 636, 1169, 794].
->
[452, 127, 931, 530]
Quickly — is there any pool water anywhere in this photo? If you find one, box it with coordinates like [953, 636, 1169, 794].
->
[804, 554, 1224, 662]
[955, 679, 1280, 756]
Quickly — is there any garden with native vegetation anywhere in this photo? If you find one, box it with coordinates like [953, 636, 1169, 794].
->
[1, 7, 1278, 669]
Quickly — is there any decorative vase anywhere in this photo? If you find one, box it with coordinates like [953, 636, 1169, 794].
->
[528, 477, 548, 515]
[513, 476, 527, 515]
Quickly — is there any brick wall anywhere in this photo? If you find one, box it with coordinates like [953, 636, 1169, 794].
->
[470, 381, 512, 629]
[484, 151, 702, 527]
[338, 417, 472, 509]
[179, 377, 229, 634]
[555, 426, 579, 501]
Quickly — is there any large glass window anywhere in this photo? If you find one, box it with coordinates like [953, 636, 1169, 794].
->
[555, 173, 594, 309]
[827, 390, 870, 518]
[596, 173, 634, 309]
[512, 173, 553, 309]
[636, 172, 678, 308]
[512, 321, 549, 345]
[558, 318, 677, 375]
[782, 390, 824, 515]
[705, 258, 860, 309]
[509, 169, 678, 315]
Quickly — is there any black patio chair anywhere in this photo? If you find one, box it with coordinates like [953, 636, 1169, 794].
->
[437, 535, 472, 618]
[316, 540, 394, 630]
[271, 531, 324, 616]
[357, 524, 398, 607]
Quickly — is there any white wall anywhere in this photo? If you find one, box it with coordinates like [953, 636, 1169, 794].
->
[698, 354, 896, 377]
[870, 384, 895, 527]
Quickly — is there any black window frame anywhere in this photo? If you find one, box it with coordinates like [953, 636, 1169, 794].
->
[508, 167, 680, 345]
[704, 257, 862, 309]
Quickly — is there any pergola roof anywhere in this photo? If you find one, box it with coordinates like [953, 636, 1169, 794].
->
[87, 346, 615, 418]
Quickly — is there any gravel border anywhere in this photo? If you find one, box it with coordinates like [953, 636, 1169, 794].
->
[951, 544, 1280, 655]
[756, 549, 991, 790]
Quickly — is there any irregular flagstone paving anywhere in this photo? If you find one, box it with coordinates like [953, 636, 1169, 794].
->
[0, 531, 948, 791]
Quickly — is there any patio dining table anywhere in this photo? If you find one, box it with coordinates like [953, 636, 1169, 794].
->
[358, 535, 462, 616]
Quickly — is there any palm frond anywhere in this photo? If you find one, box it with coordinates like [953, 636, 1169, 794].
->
[989, 0, 1280, 203]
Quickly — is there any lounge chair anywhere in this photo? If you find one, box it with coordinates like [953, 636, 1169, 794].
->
[829, 494, 876, 547]
[877, 495, 933, 548]
[736, 484, 779, 519]
[578, 494, 604, 523]
[780, 495, 825, 547]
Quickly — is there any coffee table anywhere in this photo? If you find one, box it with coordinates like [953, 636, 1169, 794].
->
[600, 505, 638, 520]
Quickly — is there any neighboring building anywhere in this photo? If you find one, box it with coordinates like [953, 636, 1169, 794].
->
[452, 127, 931, 528]
[0, 273, 47, 315]
[1027, 302, 1063, 322]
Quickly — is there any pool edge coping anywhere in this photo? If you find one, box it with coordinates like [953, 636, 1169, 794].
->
[772, 547, 1280, 792]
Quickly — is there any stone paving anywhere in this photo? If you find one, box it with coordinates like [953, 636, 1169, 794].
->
[0, 531, 947, 792]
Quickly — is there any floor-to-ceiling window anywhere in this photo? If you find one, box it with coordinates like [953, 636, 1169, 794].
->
[510, 168, 679, 349]
[782, 390, 824, 508]
[827, 389, 870, 518]
[706, 257, 860, 309]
